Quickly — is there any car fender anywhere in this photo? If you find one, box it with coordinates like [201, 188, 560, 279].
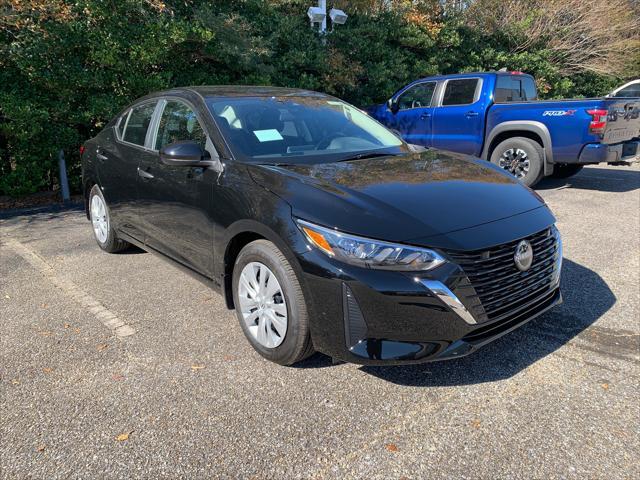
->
[218, 216, 313, 308]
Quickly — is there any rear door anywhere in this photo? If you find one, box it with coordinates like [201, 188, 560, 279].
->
[97, 101, 157, 241]
[432, 78, 487, 155]
[136, 97, 216, 277]
[387, 81, 437, 146]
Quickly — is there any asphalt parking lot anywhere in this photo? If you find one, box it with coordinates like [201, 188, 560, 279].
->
[1, 164, 639, 479]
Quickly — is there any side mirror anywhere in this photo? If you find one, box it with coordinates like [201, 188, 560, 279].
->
[387, 98, 399, 114]
[159, 140, 212, 167]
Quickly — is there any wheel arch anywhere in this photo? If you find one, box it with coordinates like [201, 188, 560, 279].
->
[483, 121, 554, 175]
[220, 219, 306, 311]
[83, 177, 98, 220]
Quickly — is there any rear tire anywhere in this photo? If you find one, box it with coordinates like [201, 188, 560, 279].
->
[551, 164, 584, 179]
[490, 137, 544, 187]
[88, 184, 130, 253]
[232, 240, 314, 366]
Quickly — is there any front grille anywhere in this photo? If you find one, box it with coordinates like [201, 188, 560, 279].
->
[445, 228, 560, 325]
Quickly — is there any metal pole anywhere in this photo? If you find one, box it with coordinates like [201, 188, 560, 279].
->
[58, 149, 70, 203]
[318, 0, 327, 33]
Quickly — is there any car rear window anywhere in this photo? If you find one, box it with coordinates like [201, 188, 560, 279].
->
[123, 102, 156, 146]
[441, 79, 479, 106]
[495, 75, 537, 102]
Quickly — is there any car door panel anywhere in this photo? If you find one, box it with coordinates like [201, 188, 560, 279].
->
[95, 106, 155, 241]
[136, 98, 215, 277]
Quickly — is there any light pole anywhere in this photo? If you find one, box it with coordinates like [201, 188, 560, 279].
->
[307, 1, 347, 33]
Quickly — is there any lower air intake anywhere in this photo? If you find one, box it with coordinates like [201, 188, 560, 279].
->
[342, 283, 367, 348]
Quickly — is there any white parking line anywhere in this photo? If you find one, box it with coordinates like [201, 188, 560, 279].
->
[3, 238, 135, 338]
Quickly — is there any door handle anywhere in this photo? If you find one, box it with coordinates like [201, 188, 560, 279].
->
[420, 112, 432, 120]
[96, 152, 108, 162]
[137, 167, 154, 180]
[465, 111, 479, 118]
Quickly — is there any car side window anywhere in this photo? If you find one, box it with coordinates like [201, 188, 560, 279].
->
[123, 102, 156, 146]
[116, 111, 129, 139]
[616, 84, 640, 98]
[441, 79, 479, 106]
[155, 101, 207, 151]
[397, 82, 436, 110]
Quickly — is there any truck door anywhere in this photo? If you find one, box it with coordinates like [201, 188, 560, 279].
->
[432, 78, 487, 156]
[388, 81, 437, 147]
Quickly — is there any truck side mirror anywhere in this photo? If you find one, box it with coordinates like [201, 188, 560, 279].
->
[387, 98, 399, 114]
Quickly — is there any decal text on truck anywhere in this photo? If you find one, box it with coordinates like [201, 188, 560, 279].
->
[542, 110, 576, 116]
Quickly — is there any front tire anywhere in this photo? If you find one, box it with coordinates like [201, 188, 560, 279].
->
[551, 164, 584, 179]
[88, 184, 129, 253]
[490, 137, 544, 187]
[232, 240, 314, 365]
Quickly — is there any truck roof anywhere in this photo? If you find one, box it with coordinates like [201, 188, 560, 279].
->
[415, 71, 533, 82]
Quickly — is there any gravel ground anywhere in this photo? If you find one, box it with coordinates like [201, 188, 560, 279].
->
[1, 164, 638, 479]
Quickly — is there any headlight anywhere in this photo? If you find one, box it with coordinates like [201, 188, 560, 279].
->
[296, 219, 445, 271]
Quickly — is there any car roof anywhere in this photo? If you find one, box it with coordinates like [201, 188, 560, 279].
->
[151, 85, 329, 99]
[612, 79, 640, 92]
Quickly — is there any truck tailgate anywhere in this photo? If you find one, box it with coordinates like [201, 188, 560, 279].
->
[602, 99, 640, 144]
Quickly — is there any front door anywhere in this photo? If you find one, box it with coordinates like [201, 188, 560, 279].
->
[136, 98, 216, 277]
[388, 81, 437, 147]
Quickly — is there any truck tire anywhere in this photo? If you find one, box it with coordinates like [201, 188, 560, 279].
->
[490, 137, 544, 187]
[551, 164, 584, 179]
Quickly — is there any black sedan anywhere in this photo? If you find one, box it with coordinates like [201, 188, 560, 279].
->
[82, 86, 563, 365]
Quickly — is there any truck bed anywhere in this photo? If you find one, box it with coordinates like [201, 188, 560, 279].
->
[487, 98, 640, 163]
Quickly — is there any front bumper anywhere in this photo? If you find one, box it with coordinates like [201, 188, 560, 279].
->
[297, 226, 562, 366]
[578, 139, 640, 164]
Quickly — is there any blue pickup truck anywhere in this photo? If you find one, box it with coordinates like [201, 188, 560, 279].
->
[367, 72, 640, 186]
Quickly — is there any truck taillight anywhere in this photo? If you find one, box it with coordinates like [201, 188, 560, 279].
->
[79, 145, 86, 155]
[586, 109, 608, 135]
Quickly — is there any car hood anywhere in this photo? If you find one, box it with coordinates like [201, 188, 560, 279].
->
[247, 150, 548, 245]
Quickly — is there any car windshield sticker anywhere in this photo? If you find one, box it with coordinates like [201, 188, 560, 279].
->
[253, 129, 283, 142]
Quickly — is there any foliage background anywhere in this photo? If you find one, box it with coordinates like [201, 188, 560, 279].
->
[1, 0, 638, 196]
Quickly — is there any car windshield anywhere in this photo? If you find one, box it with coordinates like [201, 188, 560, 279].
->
[206, 96, 407, 164]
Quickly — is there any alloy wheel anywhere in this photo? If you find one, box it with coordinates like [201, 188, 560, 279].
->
[238, 262, 288, 348]
[90, 194, 109, 244]
[499, 148, 530, 179]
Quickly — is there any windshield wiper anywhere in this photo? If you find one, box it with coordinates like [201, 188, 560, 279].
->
[337, 151, 400, 162]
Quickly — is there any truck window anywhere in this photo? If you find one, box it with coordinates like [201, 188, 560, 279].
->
[441, 79, 479, 106]
[522, 77, 537, 101]
[495, 76, 537, 102]
[397, 82, 436, 110]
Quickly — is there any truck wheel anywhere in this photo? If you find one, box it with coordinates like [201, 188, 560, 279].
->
[490, 137, 544, 187]
[551, 164, 584, 179]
